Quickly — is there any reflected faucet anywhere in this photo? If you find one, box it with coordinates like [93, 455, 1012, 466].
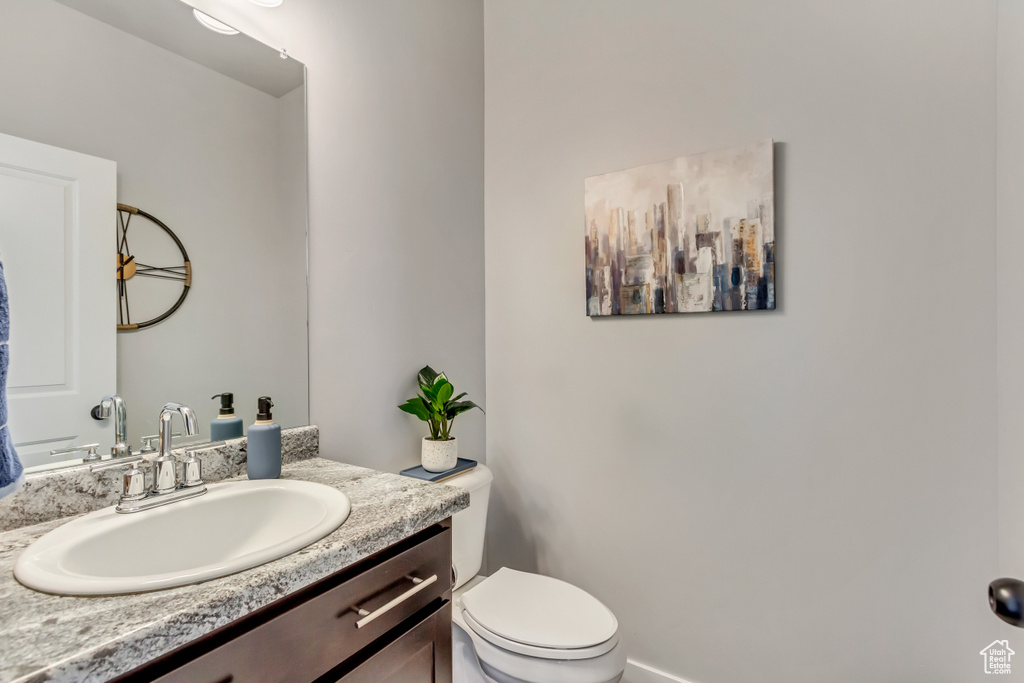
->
[96, 395, 131, 459]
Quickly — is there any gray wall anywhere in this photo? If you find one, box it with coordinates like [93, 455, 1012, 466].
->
[999, 0, 1024, 637]
[185, 0, 486, 472]
[484, 1, 999, 681]
[0, 0, 309, 450]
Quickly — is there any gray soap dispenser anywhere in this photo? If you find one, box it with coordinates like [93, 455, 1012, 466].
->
[247, 396, 281, 480]
[210, 393, 244, 441]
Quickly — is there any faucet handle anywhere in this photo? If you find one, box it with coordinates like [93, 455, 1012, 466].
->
[182, 449, 203, 488]
[49, 443, 101, 462]
[121, 461, 148, 502]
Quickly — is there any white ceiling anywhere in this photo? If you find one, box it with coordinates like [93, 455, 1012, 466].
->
[53, 0, 304, 97]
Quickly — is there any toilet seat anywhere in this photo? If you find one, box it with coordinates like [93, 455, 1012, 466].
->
[462, 609, 619, 660]
[459, 568, 620, 660]
[462, 623, 626, 683]
[453, 571, 626, 683]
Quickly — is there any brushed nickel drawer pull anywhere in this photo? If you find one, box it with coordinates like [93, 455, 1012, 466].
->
[353, 574, 438, 629]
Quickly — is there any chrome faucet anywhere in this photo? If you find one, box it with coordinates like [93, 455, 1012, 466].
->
[152, 402, 198, 494]
[111, 402, 206, 514]
[95, 395, 132, 459]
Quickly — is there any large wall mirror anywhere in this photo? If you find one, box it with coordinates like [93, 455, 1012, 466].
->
[0, 0, 309, 470]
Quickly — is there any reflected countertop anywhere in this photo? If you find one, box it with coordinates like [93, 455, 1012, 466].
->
[0, 457, 468, 683]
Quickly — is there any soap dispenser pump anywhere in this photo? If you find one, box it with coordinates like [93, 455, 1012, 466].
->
[247, 396, 281, 480]
[210, 393, 244, 441]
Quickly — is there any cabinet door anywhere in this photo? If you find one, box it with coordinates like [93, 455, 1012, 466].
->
[146, 528, 452, 683]
[335, 601, 452, 683]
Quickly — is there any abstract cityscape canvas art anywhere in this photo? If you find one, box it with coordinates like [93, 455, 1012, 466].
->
[584, 139, 775, 316]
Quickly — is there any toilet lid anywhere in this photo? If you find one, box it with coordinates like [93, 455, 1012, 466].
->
[461, 609, 619, 660]
[460, 567, 618, 650]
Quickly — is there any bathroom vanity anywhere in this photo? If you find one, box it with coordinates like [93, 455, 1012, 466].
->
[0, 431, 468, 683]
[118, 523, 453, 683]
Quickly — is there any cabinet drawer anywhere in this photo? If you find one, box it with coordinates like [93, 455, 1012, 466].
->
[329, 601, 451, 683]
[153, 527, 451, 683]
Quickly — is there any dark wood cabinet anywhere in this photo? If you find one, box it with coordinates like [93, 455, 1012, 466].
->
[114, 522, 453, 683]
[329, 601, 451, 683]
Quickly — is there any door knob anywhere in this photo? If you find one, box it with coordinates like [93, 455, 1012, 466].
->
[990, 578, 1024, 627]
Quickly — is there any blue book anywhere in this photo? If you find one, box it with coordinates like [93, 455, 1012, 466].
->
[400, 458, 477, 483]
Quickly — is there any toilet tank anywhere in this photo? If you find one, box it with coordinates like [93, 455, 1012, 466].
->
[447, 463, 492, 590]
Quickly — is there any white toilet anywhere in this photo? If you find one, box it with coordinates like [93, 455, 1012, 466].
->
[447, 464, 626, 683]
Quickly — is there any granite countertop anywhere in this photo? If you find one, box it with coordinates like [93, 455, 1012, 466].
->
[0, 457, 469, 683]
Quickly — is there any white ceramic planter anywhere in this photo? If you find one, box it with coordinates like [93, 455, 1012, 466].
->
[422, 437, 458, 472]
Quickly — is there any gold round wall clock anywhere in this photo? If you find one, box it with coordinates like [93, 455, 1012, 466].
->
[115, 203, 191, 331]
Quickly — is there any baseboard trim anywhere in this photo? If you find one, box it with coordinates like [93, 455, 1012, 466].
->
[624, 659, 694, 683]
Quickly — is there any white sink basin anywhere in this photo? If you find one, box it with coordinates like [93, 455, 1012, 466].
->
[14, 479, 351, 595]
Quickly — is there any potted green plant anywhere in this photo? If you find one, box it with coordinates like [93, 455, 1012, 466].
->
[398, 366, 483, 472]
